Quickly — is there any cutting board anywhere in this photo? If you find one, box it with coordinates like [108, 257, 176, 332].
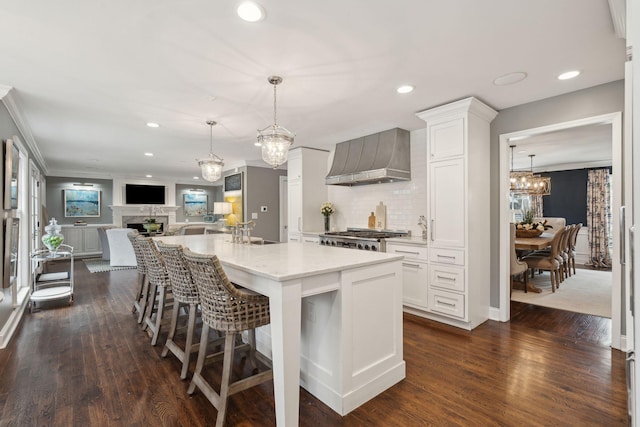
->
[375, 202, 386, 230]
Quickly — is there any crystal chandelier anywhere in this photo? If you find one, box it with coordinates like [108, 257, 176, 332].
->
[198, 120, 224, 182]
[257, 76, 294, 168]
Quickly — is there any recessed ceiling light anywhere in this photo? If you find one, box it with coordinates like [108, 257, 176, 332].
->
[237, 2, 265, 22]
[193, 176, 200, 180]
[144, 152, 154, 157]
[146, 122, 160, 128]
[396, 85, 414, 94]
[254, 141, 262, 147]
[558, 70, 580, 80]
[493, 72, 527, 86]
[146, 175, 152, 178]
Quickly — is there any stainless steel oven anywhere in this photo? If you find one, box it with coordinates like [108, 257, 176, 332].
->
[319, 228, 409, 252]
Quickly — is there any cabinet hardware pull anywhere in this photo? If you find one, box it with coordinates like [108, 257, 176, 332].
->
[620, 206, 626, 265]
[437, 254, 456, 259]
[402, 263, 421, 268]
[430, 219, 434, 241]
[396, 250, 420, 255]
[437, 300, 456, 307]
[436, 275, 455, 281]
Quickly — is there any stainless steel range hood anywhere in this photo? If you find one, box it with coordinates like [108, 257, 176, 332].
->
[325, 128, 410, 186]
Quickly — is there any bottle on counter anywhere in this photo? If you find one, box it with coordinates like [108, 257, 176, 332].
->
[368, 212, 376, 229]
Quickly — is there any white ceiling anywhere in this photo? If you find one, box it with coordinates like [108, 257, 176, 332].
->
[0, 0, 626, 183]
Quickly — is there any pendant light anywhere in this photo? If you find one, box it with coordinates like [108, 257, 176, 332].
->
[198, 120, 224, 182]
[257, 76, 295, 168]
[509, 145, 534, 194]
[527, 154, 551, 196]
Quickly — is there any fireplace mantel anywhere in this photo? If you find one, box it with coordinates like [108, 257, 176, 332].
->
[109, 205, 180, 227]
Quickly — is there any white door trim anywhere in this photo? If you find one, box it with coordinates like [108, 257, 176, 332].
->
[498, 112, 623, 349]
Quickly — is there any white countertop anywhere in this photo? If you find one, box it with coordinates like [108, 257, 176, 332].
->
[155, 234, 403, 282]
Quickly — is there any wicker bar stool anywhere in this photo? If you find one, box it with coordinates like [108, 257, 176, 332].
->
[127, 232, 149, 324]
[182, 248, 273, 427]
[156, 241, 202, 379]
[138, 236, 172, 346]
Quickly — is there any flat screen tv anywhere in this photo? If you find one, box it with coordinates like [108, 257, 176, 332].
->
[125, 184, 166, 205]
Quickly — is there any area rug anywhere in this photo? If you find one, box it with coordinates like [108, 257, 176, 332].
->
[83, 258, 136, 273]
[511, 268, 612, 318]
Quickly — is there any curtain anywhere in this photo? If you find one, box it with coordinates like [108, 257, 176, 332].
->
[586, 169, 612, 268]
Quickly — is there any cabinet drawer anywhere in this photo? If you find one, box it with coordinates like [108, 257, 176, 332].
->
[429, 290, 466, 319]
[429, 248, 465, 266]
[386, 243, 428, 261]
[429, 264, 465, 292]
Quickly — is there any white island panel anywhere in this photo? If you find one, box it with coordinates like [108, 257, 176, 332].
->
[155, 234, 404, 424]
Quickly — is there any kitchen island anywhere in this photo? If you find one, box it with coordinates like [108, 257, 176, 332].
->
[155, 234, 405, 426]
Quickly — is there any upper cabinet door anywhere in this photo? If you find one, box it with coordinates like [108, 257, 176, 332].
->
[429, 158, 465, 248]
[429, 117, 465, 160]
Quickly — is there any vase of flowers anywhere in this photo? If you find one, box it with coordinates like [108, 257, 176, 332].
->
[321, 202, 335, 233]
[515, 210, 552, 238]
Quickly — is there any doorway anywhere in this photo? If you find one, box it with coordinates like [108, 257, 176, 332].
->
[498, 112, 624, 349]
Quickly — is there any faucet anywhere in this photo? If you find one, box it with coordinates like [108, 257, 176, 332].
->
[418, 215, 428, 240]
[235, 221, 256, 243]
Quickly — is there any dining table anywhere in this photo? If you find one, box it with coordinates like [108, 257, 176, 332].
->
[513, 231, 555, 293]
[514, 231, 555, 251]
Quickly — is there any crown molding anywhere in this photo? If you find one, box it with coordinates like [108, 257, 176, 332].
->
[607, 0, 626, 39]
[0, 85, 49, 175]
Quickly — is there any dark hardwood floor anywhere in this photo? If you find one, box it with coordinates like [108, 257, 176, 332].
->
[0, 260, 627, 426]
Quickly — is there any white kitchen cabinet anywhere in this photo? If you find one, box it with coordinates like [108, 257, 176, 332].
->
[386, 241, 428, 309]
[287, 147, 329, 241]
[301, 233, 320, 244]
[429, 158, 465, 248]
[60, 225, 102, 257]
[416, 97, 497, 330]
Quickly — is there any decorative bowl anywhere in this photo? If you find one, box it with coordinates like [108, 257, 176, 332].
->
[515, 229, 543, 238]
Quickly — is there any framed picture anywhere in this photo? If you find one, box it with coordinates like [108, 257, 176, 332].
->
[3, 138, 20, 210]
[3, 217, 19, 289]
[183, 192, 208, 216]
[64, 189, 101, 217]
[224, 173, 242, 192]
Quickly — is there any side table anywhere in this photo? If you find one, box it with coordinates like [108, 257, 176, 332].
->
[30, 244, 74, 312]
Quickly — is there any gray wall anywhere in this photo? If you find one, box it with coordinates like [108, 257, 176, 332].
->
[175, 184, 222, 222]
[490, 80, 625, 307]
[45, 177, 114, 225]
[245, 166, 287, 242]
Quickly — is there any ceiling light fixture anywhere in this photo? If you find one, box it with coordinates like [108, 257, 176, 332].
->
[146, 122, 160, 128]
[493, 72, 527, 86]
[237, 1, 265, 22]
[558, 70, 580, 80]
[198, 120, 224, 182]
[396, 85, 414, 94]
[146, 174, 153, 178]
[258, 76, 294, 168]
[144, 152, 154, 157]
[509, 146, 551, 196]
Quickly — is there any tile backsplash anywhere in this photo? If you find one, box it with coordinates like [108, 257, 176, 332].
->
[327, 128, 427, 237]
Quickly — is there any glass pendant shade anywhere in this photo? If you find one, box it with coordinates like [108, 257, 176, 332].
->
[199, 154, 224, 182]
[198, 120, 224, 182]
[259, 124, 294, 168]
[259, 76, 294, 168]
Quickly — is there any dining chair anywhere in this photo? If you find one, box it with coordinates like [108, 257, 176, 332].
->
[568, 223, 583, 275]
[510, 223, 529, 294]
[522, 230, 564, 292]
[528, 224, 573, 284]
[138, 236, 173, 346]
[156, 241, 202, 379]
[182, 248, 273, 427]
[127, 231, 148, 324]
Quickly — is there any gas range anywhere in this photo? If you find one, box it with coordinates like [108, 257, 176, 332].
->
[319, 228, 410, 252]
